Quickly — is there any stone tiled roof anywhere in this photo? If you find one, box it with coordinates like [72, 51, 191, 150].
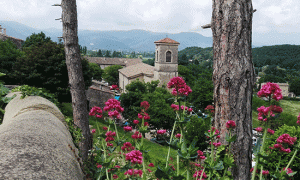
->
[154, 37, 180, 44]
[119, 63, 154, 78]
[84, 57, 142, 67]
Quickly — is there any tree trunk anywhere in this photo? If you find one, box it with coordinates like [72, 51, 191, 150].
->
[61, 0, 92, 162]
[211, 0, 255, 179]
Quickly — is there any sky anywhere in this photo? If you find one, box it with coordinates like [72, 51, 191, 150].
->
[1, 0, 300, 45]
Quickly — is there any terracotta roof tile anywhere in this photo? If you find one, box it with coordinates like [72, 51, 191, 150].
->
[119, 63, 154, 78]
[84, 57, 142, 67]
[154, 37, 180, 44]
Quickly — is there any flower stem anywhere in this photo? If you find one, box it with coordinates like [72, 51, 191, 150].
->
[166, 121, 177, 168]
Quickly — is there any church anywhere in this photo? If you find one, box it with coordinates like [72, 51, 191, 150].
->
[118, 37, 180, 92]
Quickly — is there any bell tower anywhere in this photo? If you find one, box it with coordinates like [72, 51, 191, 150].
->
[154, 37, 179, 86]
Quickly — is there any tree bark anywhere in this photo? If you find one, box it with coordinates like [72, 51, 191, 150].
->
[211, 0, 255, 179]
[61, 0, 92, 162]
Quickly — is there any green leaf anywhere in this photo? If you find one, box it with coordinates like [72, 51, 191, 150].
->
[288, 171, 297, 177]
[213, 161, 224, 170]
[155, 166, 170, 179]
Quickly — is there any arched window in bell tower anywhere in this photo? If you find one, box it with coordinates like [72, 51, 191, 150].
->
[166, 51, 171, 62]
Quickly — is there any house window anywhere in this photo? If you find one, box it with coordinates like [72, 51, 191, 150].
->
[166, 51, 171, 62]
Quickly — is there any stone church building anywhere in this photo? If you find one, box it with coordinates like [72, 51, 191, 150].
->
[118, 37, 179, 92]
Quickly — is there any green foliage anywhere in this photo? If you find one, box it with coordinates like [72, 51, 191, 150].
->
[142, 58, 155, 66]
[120, 79, 176, 130]
[0, 73, 16, 123]
[252, 45, 300, 70]
[0, 39, 24, 84]
[65, 117, 82, 149]
[184, 115, 210, 151]
[178, 63, 214, 111]
[102, 65, 123, 85]
[11, 35, 92, 102]
[11, 85, 59, 106]
[89, 63, 103, 81]
[178, 46, 213, 65]
[263, 125, 300, 179]
[22, 31, 51, 48]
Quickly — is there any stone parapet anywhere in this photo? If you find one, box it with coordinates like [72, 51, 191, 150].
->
[0, 92, 84, 179]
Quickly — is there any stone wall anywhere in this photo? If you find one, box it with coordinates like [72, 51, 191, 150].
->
[0, 33, 24, 49]
[86, 84, 115, 110]
[0, 92, 84, 179]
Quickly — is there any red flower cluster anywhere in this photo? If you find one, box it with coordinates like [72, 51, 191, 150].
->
[125, 150, 143, 164]
[148, 163, 155, 167]
[297, 113, 300, 125]
[257, 82, 283, 101]
[89, 106, 103, 118]
[255, 127, 263, 132]
[132, 131, 142, 139]
[213, 142, 222, 147]
[171, 104, 179, 111]
[124, 169, 143, 177]
[193, 170, 207, 179]
[167, 77, 192, 96]
[110, 85, 119, 90]
[133, 120, 139, 124]
[205, 105, 215, 114]
[262, 170, 269, 175]
[271, 134, 297, 153]
[267, 128, 275, 135]
[226, 120, 236, 129]
[197, 150, 206, 160]
[121, 142, 135, 151]
[105, 131, 116, 142]
[123, 126, 132, 131]
[138, 112, 150, 120]
[157, 129, 167, 134]
[175, 133, 181, 138]
[282, 167, 293, 174]
[140, 101, 150, 111]
[103, 99, 124, 119]
[91, 129, 96, 134]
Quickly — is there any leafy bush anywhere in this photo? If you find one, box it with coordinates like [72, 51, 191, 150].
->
[89, 63, 103, 81]
[10, 33, 93, 102]
[184, 115, 210, 151]
[102, 65, 123, 85]
[11, 85, 59, 106]
[263, 125, 300, 179]
[0, 73, 16, 123]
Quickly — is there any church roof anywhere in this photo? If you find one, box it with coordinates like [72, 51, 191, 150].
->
[154, 37, 180, 44]
[85, 57, 142, 67]
[118, 63, 154, 78]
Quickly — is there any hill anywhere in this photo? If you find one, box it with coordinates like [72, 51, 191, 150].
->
[0, 21, 213, 51]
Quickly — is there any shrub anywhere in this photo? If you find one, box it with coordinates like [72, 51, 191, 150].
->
[184, 115, 210, 151]
[263, 125, 300, 179]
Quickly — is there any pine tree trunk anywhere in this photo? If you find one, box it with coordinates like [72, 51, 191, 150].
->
[61, 0, 92, 162]
[211, 0, 255, 179]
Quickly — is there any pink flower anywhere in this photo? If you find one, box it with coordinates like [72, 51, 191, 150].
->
[181, 105, 188, 110]
[188, 108, 193, 112]
[297, 120, 300, 126]
[267, 128, 275, 135]
[140, 101, 150, 111]
[124, 169, 143, 177]
[97, 164, 102, 168]
[193, 170, 207, 178]
[89, 106, 103, 118]
[105, 131, 116, 142]
[123, 126, 133, 131]
[110, 85, 118, 90]
[91, 129, 96, 134]
[157, 130, 167, 134]
[107, 143, 113, 147]
[171, 84, 192, 96]
[270, 105, 283, 113]
[257, 82, 283, 101]
[115, 165, 121, 168]
[144, 122, 149, 126]
[133, 120, 139, 124]
[216, 135, 221, 139]
[213, 142, 221, 147]
[167, 76, 186, 89]
[205, 105, 215, 113]
[148, 163, 155, 167]
[171, 104, 179, 111]
[175, 133, 181, 138]
[226, 120, 236, 129]
[121, 142, 135, 151]
[262, 170, 269, 175]
[131, 131, 142, 139]
[112, 174, 118, 179]
[125, 150, 143, 164]
[282, 167, 293, 174]
[298, 113, 300, 120]
[138, 112, 150, 120]
[255, 127, 263, 132]
[103, 126, 108, 130]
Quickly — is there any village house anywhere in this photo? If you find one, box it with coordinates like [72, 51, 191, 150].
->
[119, 37, 180, 92]
[84, 56, 142, 69]
[0, 25, 24, 49]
